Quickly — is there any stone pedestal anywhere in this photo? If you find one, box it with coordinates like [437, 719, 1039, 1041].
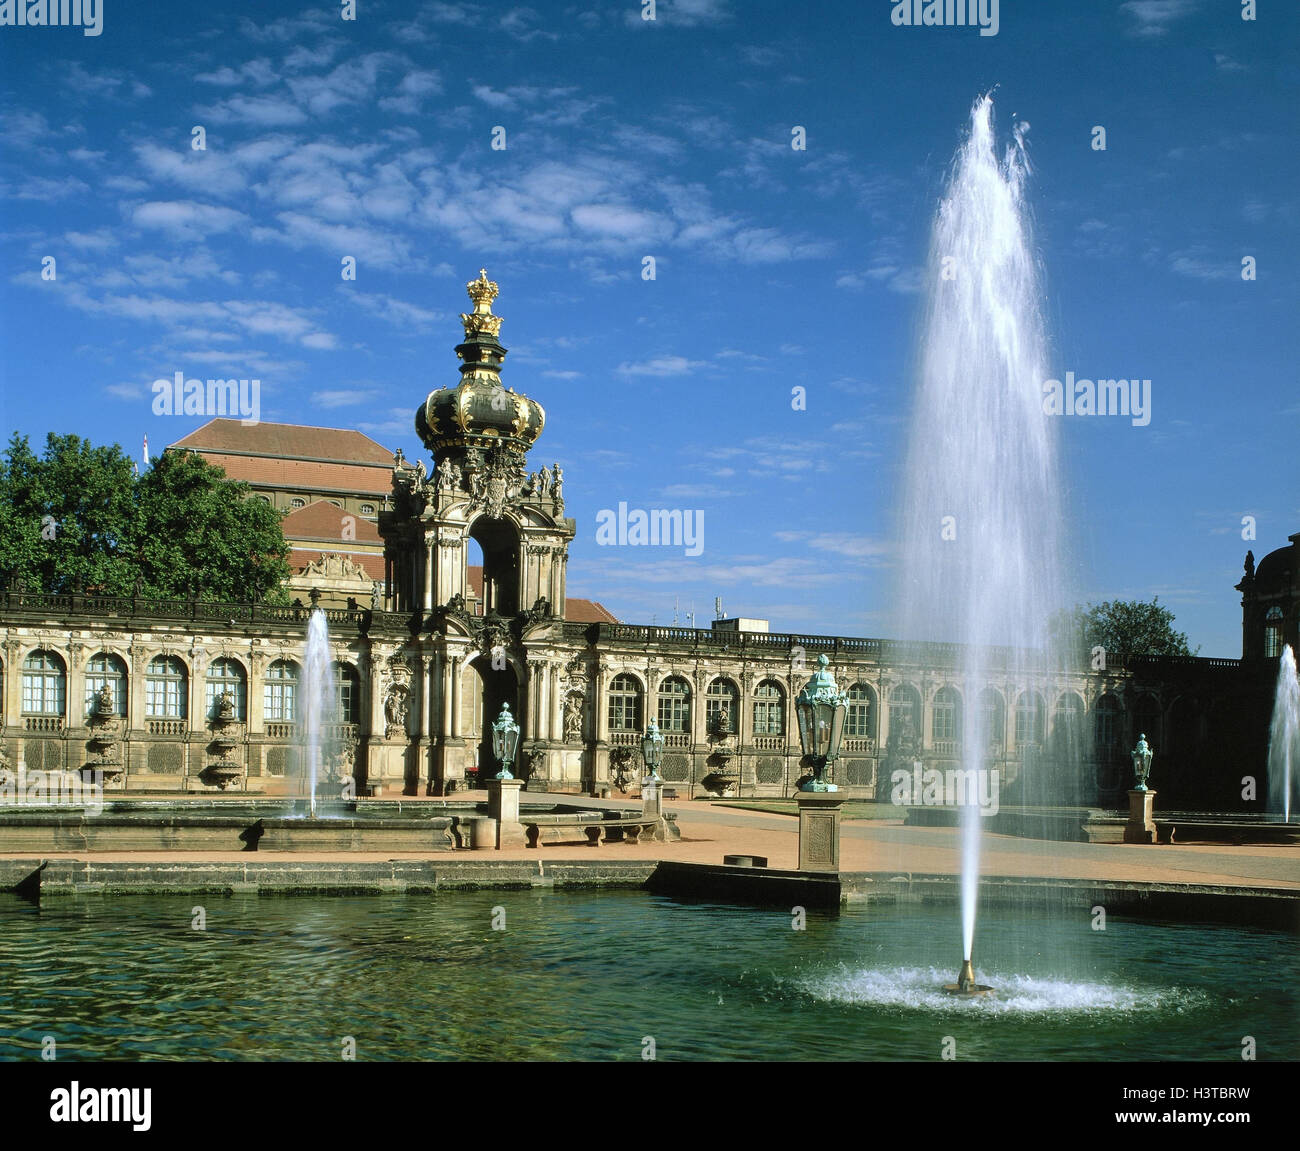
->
[1123, 788, 1158, 844]
[642, 777, 662, 819]
[797, 792, 843, 872]
[642, 776, 669, 842]
[486, 778, 526, 849]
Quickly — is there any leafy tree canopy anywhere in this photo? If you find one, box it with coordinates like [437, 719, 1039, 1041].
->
[1052, 598, 1198, 665]
[0, 432, 290, 604]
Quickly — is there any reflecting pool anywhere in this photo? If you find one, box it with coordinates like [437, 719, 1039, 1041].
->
[0, 891, 1294, 1061]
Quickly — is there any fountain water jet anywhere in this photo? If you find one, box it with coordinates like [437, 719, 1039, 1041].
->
[302, 608, 338, 820]
[896, 94, 1071, 990]
[1269, 645, 1299, 823]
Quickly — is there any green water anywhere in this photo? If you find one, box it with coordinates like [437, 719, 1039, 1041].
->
[0, 891, 1294, 1061]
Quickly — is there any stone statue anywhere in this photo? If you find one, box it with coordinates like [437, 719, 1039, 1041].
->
[94, 683, 115, 716]
[215, 690, 236, 721]
[563, 692, 584, 742]
[713, 703, 733, 737]
[394, 447, 405, 465]
[538, 465, 551, 497]
[552, 464, 563, 500]
[1244, 550, 1255, 580]
[437, 460, 452, 491]
[370, 582, 382, 611]
[384, 682, 410, 740]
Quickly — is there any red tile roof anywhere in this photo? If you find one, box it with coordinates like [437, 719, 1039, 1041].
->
[171, 419, 395, 464]
[192, 453, 393, 497]
[281, 500, 383, 543]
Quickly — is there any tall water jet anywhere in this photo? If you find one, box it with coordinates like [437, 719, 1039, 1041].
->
[896, 95, 1071, 976]
[302, 607, 338, 820]
[1268, 645, 1299, 822]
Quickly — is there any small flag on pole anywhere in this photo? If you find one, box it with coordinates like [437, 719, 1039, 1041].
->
[142, 435, 149, 465]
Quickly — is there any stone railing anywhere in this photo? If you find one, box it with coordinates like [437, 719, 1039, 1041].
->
[662, 732, 691, 749]
[609, 730, 639, 747]
[23, 715, 64, 732]
[841, 737, 876, 755]
[751, 734, 786, 751]
[146, 719, 187, 736]
[0, 590, 370, 631]
[265, 722, 298, 740]
[584, 624, 1051, 670]
[933, 739, 959, 757]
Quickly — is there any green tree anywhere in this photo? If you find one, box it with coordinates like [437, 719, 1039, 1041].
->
[0, 433, 137, 594]
[0, 434, 290, 604]
[1052, 598, 1198, 666]
[135, 449, 290, 603]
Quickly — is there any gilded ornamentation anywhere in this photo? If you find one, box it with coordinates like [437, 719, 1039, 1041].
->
[461, 269, 504, 339]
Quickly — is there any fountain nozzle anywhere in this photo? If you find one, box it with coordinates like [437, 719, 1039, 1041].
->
[957, 958, 976, 992]
[944, 956, 994, 997]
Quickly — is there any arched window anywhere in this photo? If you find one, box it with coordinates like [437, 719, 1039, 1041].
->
[932, 686, 963, 745]
[705, 678, 739, 734]
[1094, 694, 1122, 757]
[85, 652, 128, 717]
[1265, 606, 1284, 658]
[1133, 693, 1162, 750]
[753, 680, 785, 735]
[1014, 690, 1045, 747]
[290, 498, 306, 509]
[359, 504, 375, 515]
[977, 688, 1005, 747]
[22, 649, 66, 716]
[846, 683, 876, 738]
[264, 660, 300, 722]
[607, 673, 642, 732]
[206, 658, 247, 720]
[657, 676, 691, 733]
[145, 656, 187, 718]
[335, 662, 361, 725]
[888, 684, 921, 749]
[1052, 692, 1085, 756]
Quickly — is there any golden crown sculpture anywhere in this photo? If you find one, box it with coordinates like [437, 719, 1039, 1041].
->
[461, 268, 504, 339]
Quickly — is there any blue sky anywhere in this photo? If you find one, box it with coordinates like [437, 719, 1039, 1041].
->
[1, 0, 1296, 655]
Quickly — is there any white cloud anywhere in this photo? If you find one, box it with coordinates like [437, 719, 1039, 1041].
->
[1119, 0, 1199, 38]
[132, 200, 249, 240]
[313, 388, 376, 408]
[198, 94, 308, 126]
[253, 211, 412, 269]
[616, 356, 704, 377]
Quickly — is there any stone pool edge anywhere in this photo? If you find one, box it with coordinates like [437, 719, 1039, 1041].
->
[2, 857, 1297, 930]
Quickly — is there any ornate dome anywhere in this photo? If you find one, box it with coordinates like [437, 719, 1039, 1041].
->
[1255, 544, 1294, 588]
[416, 270, 545, 457]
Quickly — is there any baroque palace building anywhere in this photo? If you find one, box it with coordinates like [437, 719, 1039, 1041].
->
[0, 272, 1292, 808]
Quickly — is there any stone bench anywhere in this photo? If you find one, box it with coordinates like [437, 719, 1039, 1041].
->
[524, 813, 679, 848]
[522, 813, 606, 848]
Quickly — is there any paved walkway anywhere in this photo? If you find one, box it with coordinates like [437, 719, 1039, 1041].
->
[5, 797, 1298, 891]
